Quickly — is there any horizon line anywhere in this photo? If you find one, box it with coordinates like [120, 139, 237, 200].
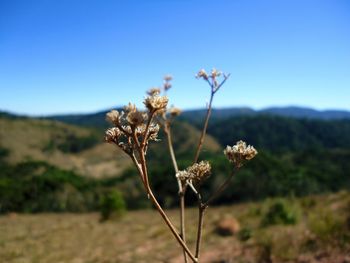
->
[2, 104, 350, 118]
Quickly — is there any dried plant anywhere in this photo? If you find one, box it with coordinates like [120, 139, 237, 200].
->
[105, 68, 257, 262]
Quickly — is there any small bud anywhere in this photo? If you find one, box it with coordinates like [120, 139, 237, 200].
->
[147, 87, 161, 96]
[210, 68, 222, 78]
[164, 74, 173, 82]
[196, 69, 208, 80]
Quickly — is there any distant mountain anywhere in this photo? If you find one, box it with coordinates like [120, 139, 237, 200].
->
[46, 109, 115, 128]
[41, 106, 350, 129]
[260, 106, 350, 120]
[182, 106, 350, 121]
[2, 106, 350, 129]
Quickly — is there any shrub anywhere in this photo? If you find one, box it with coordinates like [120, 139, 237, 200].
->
[99, 190, 126, 221]
[237, 227, 252, 242]
[261, 199, 300, 227]
[307, 208, 347, 244]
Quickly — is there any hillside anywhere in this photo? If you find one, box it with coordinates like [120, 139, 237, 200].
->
[0, 114, 221, 178]
[0, 116, 130, 178]
[203, 115, 350, 152]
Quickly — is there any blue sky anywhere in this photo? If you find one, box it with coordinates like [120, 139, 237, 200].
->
[0, 0, 349, 115]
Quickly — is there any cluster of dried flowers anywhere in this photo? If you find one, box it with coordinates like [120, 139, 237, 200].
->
[105, 69, 257, 263]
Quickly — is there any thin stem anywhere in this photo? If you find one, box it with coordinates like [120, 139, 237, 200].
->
[179, 191, 188, 263]
[129, 153, 147, 190]
[141, 111, 156, 148]
[138, 150, 197, 263]
[193, 91, 214, 163]
[165, 122, 188, 263]
[165, 122, 179, 173]
[193, 74, 230, 163]
[188, 183, 205, 261]
[147, 187, 197, 262]
[204, 168, 237, 207]
[195, 205, 206, 260]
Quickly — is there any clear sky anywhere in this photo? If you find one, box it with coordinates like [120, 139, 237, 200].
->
[0, 0, 349, 116]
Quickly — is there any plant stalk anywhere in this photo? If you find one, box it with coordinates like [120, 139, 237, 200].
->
[193, 91, 214, 163]
[138, 148, 197, 262]
[165, 123, 188, 263]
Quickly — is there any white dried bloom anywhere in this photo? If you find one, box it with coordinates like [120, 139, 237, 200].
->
[144, 94, 169, 113]
[176, 170, 192, 181]
[133, 123, 159, 141]
[187, 161, 211, 182]
[148, 123, 160, 141]
[124, 103, 137, 113]
[196, 69, 208, 80]
[126, 110, 147, 126]
[224, 140, 257, 165]
[122, 125, 132, 135]
[105, 127, 122, 143]
[106, 110, 120, 126]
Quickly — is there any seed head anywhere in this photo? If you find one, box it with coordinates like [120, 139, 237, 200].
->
[144, 94, 169, 113]
[187, 161, 211, 183]
[148, 123, 160, 141]
[124, 103, 137, 113]
[127, 110, 147, 127]
[105, 127, 122, 143]
[224, 140, 257, 166]
[176, 170, 192, 181]
[106, 110, 120, 126]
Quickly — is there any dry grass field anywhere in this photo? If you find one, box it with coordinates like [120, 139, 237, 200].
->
[1, 191, 349, 263]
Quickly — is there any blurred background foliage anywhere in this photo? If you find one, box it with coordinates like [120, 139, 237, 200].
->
[1, 109, 350, 213]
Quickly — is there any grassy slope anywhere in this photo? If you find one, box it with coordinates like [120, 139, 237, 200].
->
[0, 117, 131, 178]
[0, 117, 222, 178]
[1, 191, 349, 263]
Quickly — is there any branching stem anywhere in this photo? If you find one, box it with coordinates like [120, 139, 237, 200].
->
[165, 122, 188, 263]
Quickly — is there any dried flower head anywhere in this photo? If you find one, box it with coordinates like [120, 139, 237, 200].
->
[127, 110, 147, 127]
[144, 94, 169, 113]
[187, 161, 211, 183]
[196, 69, 208, 80]
[224, 140, 257, 166]
[163, 82, 172, 91]
[163, 75, 173, 91]
[106, 110, 120, 126]
[210, 68, 222, 78]
[176, 170, 192, 181]
[147, 87, 161, 96]
[164, 74, 173, 82]
[147, 123, 160, 141]
[124, 103, 137, 113]
[105, 127, 122, 143]
[169, 107, 182, 117]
